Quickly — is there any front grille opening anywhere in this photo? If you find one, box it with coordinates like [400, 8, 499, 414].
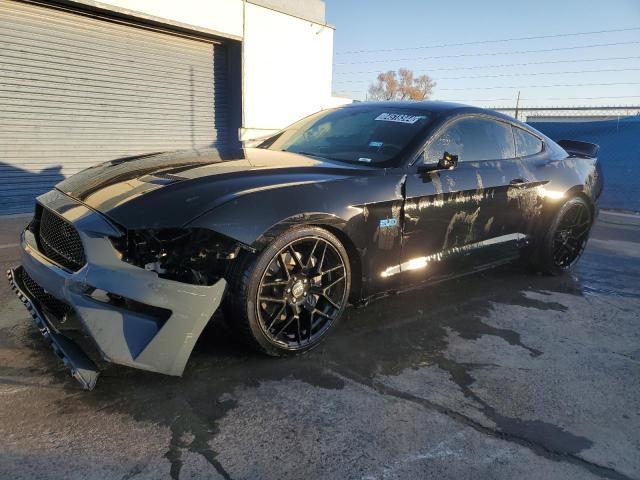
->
[20, 268, 72, 320]
[15, 268, 107, 369]
[37, 207, 86, 272]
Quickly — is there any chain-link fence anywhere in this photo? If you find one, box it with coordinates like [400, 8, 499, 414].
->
[491, 107, 640, 212]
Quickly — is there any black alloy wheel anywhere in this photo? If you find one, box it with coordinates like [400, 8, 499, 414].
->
[552, 201, 591, 269]
[256, 236, 347, 350]
[226, 226, 351, 356]
[528, 195, 593, 275]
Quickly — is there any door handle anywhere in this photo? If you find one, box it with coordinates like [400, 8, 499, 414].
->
[510, 178, 526, 185]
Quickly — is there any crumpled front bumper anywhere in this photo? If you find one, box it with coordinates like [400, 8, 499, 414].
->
[7, 266, 101, 389]
[7, 190, 227, 390]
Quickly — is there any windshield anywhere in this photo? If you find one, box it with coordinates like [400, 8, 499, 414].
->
[259, 106, 432, 166]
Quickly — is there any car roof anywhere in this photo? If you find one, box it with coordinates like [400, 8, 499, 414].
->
[341, 100, 517, 123]
[341, 100, 468, 112]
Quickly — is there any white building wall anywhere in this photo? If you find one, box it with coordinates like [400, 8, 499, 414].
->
[241, 2, 334, 139]
[324, 95, 355, 109]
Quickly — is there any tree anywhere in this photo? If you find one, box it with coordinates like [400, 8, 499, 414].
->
[368, 68, 436, 101]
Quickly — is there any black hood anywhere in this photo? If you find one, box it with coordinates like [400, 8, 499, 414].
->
[56, 148, 369, 229]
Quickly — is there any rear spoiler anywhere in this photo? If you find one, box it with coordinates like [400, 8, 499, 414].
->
[557, 139, 600, 158]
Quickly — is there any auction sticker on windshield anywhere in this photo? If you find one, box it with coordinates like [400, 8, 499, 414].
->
[375, 113, 425, 124]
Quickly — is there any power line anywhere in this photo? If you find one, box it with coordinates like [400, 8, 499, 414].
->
[522, 95, 640, 101]
[328, 94, 640, 109]
[474, 104, 640, 110]
[444, 95, 640, 102]
[438, 81, 640, 91]
[334, 83, 640, 94]
[463, 104, 640, 110]
[334, 55, 640, 76]
[333, 67, 640, 84]
[492, 106, 640, 111]
[334, 41, 640, 66]
[439, 67, 640, 81]
[328, 94, 640, 105]
[335, 26, 640, 55]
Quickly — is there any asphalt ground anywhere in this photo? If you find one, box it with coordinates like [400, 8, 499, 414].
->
[0, 210, 638, 480]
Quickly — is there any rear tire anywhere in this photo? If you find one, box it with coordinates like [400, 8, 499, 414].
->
[225, 226, 351, 356]
[528, 196, 593, 275]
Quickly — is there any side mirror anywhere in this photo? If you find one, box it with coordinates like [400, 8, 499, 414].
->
[417, 151, 458, 173]
[438, 151, 458, 170]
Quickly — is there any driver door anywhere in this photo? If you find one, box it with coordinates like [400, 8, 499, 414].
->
[400, 116, 526, 283]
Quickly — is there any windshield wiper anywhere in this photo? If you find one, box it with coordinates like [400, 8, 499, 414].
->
[285, 149, 320, 157]
[285, 150, 345, 162]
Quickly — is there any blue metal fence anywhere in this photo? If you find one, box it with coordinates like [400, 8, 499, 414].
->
[529, 116, 640, 212]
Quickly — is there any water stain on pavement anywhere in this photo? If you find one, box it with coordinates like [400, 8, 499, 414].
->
[433, 356, 593, 456]
[317, 266, 599, 466]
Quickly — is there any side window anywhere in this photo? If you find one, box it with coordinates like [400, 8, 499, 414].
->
[425, 117, 515, 163]
[425, 122, 464, 163]
[513, 127, 543, 157]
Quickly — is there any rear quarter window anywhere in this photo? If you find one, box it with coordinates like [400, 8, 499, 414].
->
[513, 127, 543, 157]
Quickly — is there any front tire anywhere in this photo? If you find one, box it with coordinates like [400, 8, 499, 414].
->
[528, 196, 593, 275]
[226, 226, 351, 356]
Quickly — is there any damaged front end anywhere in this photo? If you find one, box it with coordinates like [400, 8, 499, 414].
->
[110, 227, 243, 286]
[7, 190, 247, 390]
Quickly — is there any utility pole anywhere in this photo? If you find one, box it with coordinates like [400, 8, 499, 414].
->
[514, 91, 521, 121]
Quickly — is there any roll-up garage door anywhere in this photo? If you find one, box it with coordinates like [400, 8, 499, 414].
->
[0, 0, 231, 215]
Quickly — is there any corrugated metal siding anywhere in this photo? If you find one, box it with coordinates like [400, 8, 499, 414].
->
[0, 0, 230, 215]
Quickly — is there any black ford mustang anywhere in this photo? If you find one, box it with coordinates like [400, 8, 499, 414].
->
[8, 101, 603, 389]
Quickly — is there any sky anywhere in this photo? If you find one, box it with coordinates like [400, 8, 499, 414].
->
[324, 0, 640, 108]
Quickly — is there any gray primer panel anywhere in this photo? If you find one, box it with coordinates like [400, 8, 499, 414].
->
[17, 189, 227, 377]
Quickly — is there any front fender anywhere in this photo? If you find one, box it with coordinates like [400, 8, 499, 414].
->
[188, 202, 349, 251]
[250, 212, 348, 250]
[186, 179, 369, 248]
[186, 173, 407, 299]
